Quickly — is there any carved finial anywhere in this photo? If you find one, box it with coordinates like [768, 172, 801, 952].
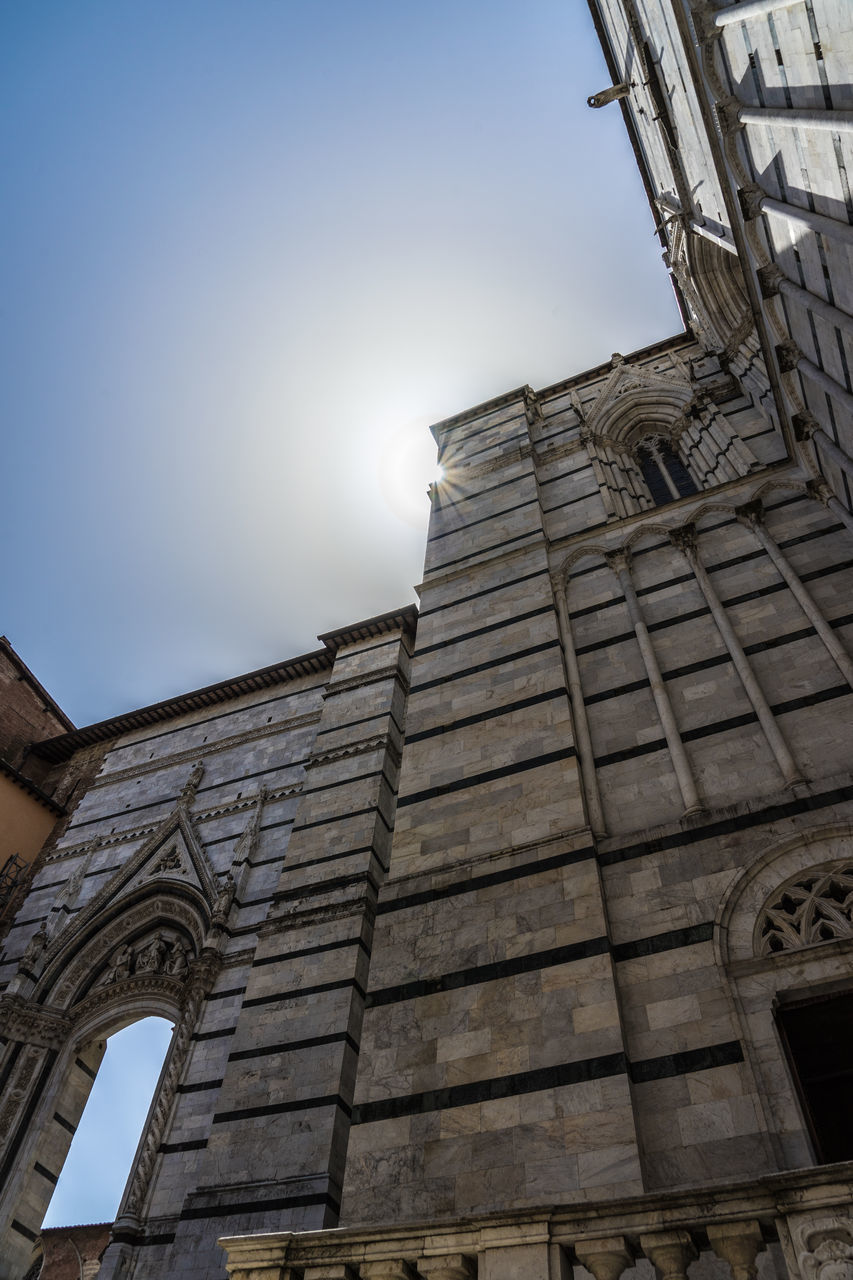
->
[181, 760, 205, 804]
[670, 524, 698, 557]
[611, 352, 624, 368]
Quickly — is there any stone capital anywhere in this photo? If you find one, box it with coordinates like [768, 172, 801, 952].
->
[776, 339, 803, 373]
[690, 3, 724, 44]
[735, 499, 764, 529]
[737, 184, 766, 222]
[605, 548, 631, 575]
[716, 96, 744, 134]
[669, 524, 698, 558]
[806, 477, 833, 507]
[793, 412, 820, 443]
[756, 263, 784, 299]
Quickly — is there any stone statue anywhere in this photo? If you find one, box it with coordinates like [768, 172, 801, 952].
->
[19, 921, 48, 972]
[213, 872, 236, 920]
[134, 931, 167, 974]
[100, 943, 133, 985]
[164, 938, 190, 978]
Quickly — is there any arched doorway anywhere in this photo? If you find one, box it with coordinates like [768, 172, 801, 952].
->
[43, 1017, 174, 1230]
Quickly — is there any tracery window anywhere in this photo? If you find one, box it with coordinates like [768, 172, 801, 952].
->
[634, 435, 698, 507]
[756, 864, 853, 956]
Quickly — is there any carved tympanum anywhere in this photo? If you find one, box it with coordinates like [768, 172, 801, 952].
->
[95, 929, 191, 987]
[756, 863, 853, 956]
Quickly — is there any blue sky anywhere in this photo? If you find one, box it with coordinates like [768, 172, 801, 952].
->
[5, 0, 681, 1230]
[2, 0, 680, 730]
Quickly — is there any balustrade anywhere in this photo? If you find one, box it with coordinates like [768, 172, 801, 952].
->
[218, 1166, 853, 1280]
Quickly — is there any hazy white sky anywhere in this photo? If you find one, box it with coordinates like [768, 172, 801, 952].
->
[1, 0, 680, 729]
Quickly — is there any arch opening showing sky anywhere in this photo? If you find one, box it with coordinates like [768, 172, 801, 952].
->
[43, 1017, 174, 1228]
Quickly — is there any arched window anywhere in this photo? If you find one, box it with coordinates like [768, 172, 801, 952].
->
[634, 436, 698, 506]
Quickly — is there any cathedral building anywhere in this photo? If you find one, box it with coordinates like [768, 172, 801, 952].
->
[1, 2, 852, 1278]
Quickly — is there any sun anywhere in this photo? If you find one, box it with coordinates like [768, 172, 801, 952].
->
[377, 420, 443, 529]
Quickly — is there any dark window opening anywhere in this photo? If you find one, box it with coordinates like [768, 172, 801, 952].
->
[777, 992, 853, 1163]
[637, 447, 672, 506]
[635, 440, 698, 507]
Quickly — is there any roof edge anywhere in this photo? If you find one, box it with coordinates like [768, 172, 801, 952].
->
[0, 636, 75, 732]
[31, 604, 419, 765]
[0, 757, 65, 816]
[31, 647, 332, 764]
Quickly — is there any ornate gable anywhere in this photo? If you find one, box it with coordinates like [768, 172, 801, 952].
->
[584, 356, 693, 445]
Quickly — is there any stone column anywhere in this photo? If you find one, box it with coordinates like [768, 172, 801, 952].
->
[646, 439, 682, 502]
[670, 525, 802, 788]
[641, 1231, 698, 1280]
[575, 1235, 633, 1280]
[737, 501, 853, 688]
[419, 1255, 478, 1280]
[553, 576, 606, 836]
[606, 550, 704, 816]
[707, 1220, 765, 1280]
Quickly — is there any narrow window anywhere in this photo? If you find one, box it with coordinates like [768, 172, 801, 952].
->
[776, 991, 853, 1163]
[635, 438, 697, 507]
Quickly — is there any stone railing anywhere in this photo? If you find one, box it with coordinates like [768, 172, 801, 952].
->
[219, 1164, 853, 1280]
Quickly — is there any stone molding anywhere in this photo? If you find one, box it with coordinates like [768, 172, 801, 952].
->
[87, 710, 323, 790]
[308, 733, 402, 771]
[45, 782, 301, 863]
[323, 665, 410, 699]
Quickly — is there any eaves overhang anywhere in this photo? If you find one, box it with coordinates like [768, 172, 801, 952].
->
[31, 604, 418, 765]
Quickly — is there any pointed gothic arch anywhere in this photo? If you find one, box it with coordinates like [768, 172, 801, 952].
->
[0, 779, 243, 1280]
